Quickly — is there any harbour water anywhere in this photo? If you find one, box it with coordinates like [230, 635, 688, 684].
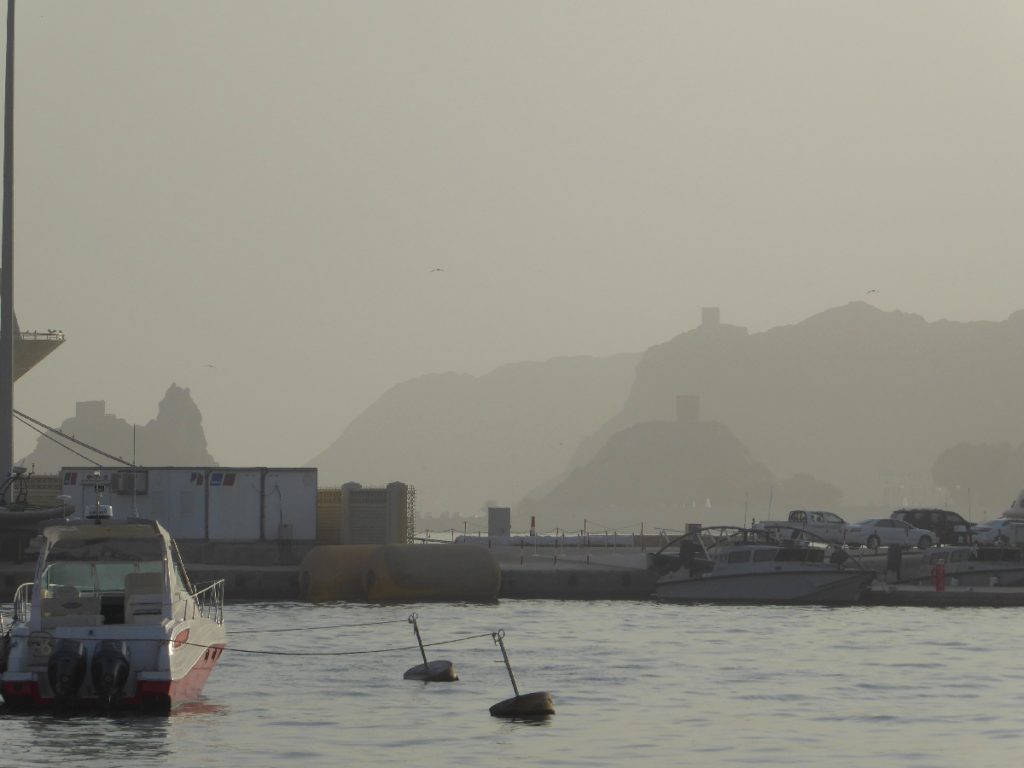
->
[3, 600, 1024, 767]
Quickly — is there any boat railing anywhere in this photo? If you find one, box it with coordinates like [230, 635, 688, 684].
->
[13, 582, 33, 623]
[189, 579, 225, 625]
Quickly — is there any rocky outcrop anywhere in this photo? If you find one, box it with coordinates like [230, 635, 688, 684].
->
[18, 384, 217, 471]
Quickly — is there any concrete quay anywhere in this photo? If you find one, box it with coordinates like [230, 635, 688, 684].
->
[492, 546, 658, 599]
[6, 542, 1024, 606]
[863, 584, 1024, 607]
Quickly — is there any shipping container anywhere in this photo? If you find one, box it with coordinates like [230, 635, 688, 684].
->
[59, 466, 317, 542]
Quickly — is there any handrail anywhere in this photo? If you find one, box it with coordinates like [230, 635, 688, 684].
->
[189, 579, 225, 625]
[13, 581, 33, 623]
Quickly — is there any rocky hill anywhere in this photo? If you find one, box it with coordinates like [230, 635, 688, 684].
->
[307, 302, 1024, 530]
[18, 384, 217, 471]
[306, 354, 640, 518]
[529, 303, 1024, 525]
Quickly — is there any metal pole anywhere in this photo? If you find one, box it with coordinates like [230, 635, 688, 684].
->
[492, 630, 520, 697]
[0, 0, 16, 502]
[409, 613, 429, 669]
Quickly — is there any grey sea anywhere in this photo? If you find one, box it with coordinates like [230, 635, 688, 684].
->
[2, 600, 1022, 767]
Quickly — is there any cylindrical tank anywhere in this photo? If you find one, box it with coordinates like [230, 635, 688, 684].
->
[298, 545, 380, 602]
[364, 545, 500, 602]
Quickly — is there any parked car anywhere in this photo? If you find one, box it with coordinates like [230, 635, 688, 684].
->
[970, 518, 1024, 546]
[890, 508, 973, 545]
[845, 518, 934, 550]
[751, 509, 850, 545]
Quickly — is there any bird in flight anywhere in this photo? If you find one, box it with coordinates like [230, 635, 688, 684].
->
[866, 289, 879, 294]
[430, 267, 444, 272]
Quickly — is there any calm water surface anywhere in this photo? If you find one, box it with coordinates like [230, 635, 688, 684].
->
[2, 600, 1023, 767]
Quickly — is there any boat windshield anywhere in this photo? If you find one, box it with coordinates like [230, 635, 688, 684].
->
[41, 535, 167, 596]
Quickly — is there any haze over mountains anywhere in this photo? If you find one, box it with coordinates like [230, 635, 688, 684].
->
[309, 302, 1024, 530]
[18, 304, 1024, 530]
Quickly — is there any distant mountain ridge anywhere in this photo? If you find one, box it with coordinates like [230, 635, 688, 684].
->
[523, 303, 1024, 526]
[306, 354, 640, 517]
[309, 302, 1024, 530]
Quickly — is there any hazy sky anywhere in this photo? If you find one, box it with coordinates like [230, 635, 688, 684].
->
[8, 1, 1024, 466]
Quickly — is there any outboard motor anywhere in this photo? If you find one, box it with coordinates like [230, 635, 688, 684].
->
[91, 640, 131, 708]
[47, 639, 87, 707]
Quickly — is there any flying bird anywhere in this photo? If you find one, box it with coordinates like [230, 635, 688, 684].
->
[430, 267, 444, 273]
[866, 289, 879, 294]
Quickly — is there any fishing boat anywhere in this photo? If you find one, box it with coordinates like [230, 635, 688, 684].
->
[1, 488, 225, 711]
[650, 526, 875, 604]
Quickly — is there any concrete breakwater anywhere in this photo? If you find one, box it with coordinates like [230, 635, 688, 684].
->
[7, 543, 1024, 605]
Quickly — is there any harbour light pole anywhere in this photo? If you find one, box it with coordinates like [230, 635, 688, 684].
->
[0, 0, 15, 501]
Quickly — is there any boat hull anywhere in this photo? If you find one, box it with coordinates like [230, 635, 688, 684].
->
[1, 623, 226, 712]
[654, 569, 875, 604]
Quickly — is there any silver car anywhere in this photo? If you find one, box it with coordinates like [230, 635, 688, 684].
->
[971, 518, 1024, 546]
[845, 518, 934, 550]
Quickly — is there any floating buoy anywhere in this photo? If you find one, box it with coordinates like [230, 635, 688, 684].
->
[403, 613, 458, 682]
[488, 630, 554, 718]
[489, 690, 555, 718]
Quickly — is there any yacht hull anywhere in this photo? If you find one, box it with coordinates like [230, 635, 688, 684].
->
[1, 638, 225, 711]
[654, 569, 875, 604]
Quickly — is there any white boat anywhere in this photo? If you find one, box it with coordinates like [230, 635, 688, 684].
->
[651, 526, 875, 604]
[1, 501, 225, 711]
[901, 545, 1024, 588]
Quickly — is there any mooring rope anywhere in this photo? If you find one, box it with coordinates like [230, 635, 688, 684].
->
[183, 631, 494, 657]
[228, 618, 410, 634]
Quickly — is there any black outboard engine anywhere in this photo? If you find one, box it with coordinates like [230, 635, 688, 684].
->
[47, 639, 87, 707]
[91, 640, 131, 708]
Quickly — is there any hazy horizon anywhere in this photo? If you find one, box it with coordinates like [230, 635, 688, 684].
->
[8, 1, 1024, 465]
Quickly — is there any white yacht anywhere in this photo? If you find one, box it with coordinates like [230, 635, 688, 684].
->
[1, 504, 225, 711]
[651, 526, 875, 604]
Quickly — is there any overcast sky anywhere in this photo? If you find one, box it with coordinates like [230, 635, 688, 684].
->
[7, 1, 1024, 466]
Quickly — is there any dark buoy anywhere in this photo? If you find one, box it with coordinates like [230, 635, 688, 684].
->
[488, 630, 554, 718]
[403, 613, 458, 682]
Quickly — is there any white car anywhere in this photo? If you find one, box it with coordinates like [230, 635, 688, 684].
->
[971, 518, 1024, 546]
[845, 518, 934, 550]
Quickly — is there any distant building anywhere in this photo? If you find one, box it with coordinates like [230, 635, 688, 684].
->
[76, 400, 106, 421]
[319, 482, 414, 545]
[488, 506, 511, 537]
[701, 307, 720, 327]
[59, 466, 317, 543]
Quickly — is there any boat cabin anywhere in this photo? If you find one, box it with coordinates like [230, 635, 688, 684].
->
[26, 520, 188, 630]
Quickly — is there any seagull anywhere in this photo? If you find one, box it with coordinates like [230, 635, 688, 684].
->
[430, 267, 444, 273]
[866, 289, 879, 294]
[204, 364, 216, 368]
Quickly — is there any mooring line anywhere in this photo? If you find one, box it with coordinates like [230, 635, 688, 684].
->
[184, 632, 495, 657]
[229, 618, 408, 634]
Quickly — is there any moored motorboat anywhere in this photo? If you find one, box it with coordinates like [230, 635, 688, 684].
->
[900, 545, 1024, 588]
[1, 496, 225, 711]
[651, 526, 875, 604]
